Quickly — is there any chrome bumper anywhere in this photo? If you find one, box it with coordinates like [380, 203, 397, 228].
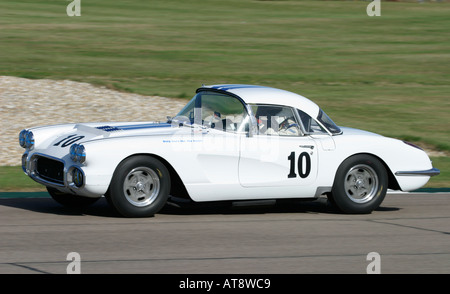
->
[395, 168, 440, 177]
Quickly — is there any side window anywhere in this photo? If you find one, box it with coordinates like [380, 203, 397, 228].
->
[250, 104, 301, 136]
[297, 109, 328, 134]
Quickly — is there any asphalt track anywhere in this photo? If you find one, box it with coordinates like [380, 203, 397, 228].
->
[0, 192, 449, 274]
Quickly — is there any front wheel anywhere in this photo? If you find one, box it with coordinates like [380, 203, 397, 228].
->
[330, 155, 388, 214]
[106, 156, 170, 217]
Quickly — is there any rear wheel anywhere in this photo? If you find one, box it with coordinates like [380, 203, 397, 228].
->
[330, 155, 388, 214]
[105, 156, 170, 217]
[47, 187, 99, 208]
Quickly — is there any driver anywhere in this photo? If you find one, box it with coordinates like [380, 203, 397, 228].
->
[256, 106, 300, 136]
[277, 116, 300, 136]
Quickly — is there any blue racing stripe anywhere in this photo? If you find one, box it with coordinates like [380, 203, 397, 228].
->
[212, 84, 267, 91]
[117, 123, 172, 130]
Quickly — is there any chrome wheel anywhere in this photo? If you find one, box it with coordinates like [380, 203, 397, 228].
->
[344, 164, 379, 204]
[107, 156, 170, 217]
[123, 167, 160, 207]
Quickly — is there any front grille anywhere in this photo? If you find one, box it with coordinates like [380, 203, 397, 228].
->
[35, 156, 65, 185]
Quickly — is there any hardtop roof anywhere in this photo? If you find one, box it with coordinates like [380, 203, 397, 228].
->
[197, 84, 321, 118]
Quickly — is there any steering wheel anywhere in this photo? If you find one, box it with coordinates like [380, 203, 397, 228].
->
[279, 117, 298, 131]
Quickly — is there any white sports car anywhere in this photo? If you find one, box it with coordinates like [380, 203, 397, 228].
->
[19, 84, 439, 217]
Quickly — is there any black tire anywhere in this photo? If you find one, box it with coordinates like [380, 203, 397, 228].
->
[47, 187, 100, 208]
[330, 154, 388, 214]
[105, 156, 170, 217]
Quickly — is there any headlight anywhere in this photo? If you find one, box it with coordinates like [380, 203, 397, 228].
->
[72, 168, 84, 188]
[19, 130, 34, 149]
[70, 143, 86, 163]
[70, 144, 77, 161]
[25, 131, 34, 149]
[76, 144, 86, 163]
[19, 130, 27, 148]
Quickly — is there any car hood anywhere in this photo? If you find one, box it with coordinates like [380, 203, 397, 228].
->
[78, 121, 176, 138]
[73, 121, 183, 145]
[32, 121, 181, 157]
[339, 126, 383, 137]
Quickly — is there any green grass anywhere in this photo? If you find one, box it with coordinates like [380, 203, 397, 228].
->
[0, 0, 449, 189]
[429, 157, 450, 188]
[0, 167, 45, 192]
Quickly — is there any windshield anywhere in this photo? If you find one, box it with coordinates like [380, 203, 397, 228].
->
[317, 109, 341, 135]
[297, 108, 341, 135]
[172, 91, 249, 132]
[173, 97, 196, 125]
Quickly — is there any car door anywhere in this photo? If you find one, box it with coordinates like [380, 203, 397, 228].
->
[172, 90, 247, 188]
[239, 104, 318, 187]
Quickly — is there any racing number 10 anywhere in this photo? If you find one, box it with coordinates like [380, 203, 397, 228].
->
[53, 134, 85, 148]
[287, 151, 311, 179]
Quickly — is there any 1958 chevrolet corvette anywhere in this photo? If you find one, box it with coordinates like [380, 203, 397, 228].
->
[19, 84, 440, 217]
